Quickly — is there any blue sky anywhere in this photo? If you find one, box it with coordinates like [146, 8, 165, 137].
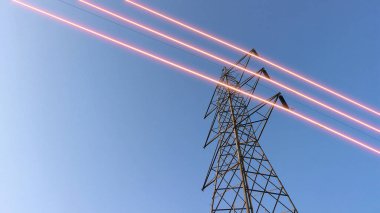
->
[1, 0, 379, 212]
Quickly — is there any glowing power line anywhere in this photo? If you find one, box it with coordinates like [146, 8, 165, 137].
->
[79, 0, 380, 134]
[12, 0, 380, 155]
[125, 0, 380, 117]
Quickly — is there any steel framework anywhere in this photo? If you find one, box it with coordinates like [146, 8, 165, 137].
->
[202, 49, 297, 213]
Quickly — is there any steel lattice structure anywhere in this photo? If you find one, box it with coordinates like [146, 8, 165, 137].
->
[202, 49, 297, 213]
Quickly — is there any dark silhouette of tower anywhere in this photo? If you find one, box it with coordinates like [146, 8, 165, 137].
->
[202, 49, 297, 213]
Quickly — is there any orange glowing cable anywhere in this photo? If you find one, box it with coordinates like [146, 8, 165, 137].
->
[125, 0, 380, 117]
[79, 0, 380, 134]
[13, 0, 380, 155]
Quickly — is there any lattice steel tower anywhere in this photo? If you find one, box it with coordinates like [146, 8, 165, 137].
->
[202, 49, 297, 213]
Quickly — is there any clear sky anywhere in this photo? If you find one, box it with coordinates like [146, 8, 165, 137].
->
[1, 0, 380, 212]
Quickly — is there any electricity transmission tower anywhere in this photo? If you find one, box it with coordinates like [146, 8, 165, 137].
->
[202, 49, 298, 213]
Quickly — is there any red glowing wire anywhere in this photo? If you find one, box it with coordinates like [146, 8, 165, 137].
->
[80, 0, 380, 134]
[12, 0, 380, 155]
[125, 0, 380, 117]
